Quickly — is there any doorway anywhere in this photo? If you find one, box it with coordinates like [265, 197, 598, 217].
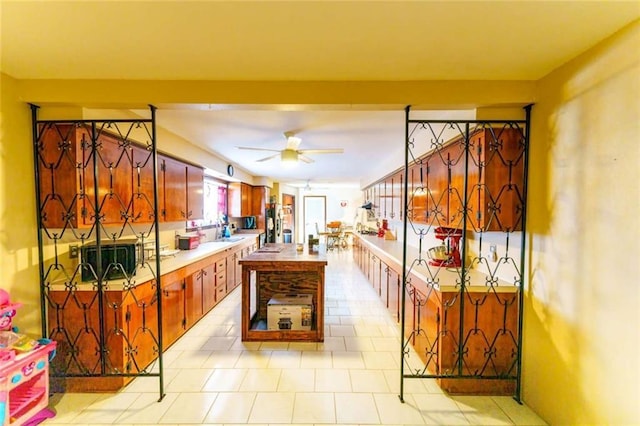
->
[282, 193, 295, 243]
[303, 196, 326, 243]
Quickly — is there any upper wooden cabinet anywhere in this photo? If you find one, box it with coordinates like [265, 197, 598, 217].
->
[131, 144, 156, 223]
[365, 127, 525, 232]
[160, 155, 204, 223]
[228, 183, 267, 223]
[37, 124, 88, 229]
[37, 124, 135, 228]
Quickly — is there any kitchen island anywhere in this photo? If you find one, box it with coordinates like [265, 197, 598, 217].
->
[239, 243, 328, 342]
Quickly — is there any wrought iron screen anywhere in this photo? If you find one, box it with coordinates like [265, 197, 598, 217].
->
[399, 106, 531, 402]
[31, 105, 165, 398]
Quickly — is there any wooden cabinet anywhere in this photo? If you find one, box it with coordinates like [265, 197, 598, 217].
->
[386, 265, 401, 322]
[131, 144, 158, 223]
[126, 279, 160, 373]
[37, 124, 88, 229]
[160, 155, 204, 223]
[425, 153, 449, 226]
[369, 252, 381, 295]
[37, 124, 133, 228]
[83, 130, 134, 225]
[161, 269, 186, 348]
[187, 164, 204, 221]
[215, 257, 227, 303]
[228, 182, 252, 217]
[185, 270, 204, 328]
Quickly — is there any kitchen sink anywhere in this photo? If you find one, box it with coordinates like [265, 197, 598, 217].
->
[217, 236, 244, 243]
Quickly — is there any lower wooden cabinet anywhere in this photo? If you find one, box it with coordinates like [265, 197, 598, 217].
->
[352, 234, 518, 395]
[47, 237, 258, 391]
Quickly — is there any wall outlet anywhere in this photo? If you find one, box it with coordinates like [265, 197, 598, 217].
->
[489, 245, 498, 261]
[69, 244, 79, 259]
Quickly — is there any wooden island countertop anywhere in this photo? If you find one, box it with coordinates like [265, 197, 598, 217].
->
[239, 243, 328, 342]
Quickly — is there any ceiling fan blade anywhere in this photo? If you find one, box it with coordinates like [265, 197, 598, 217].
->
[256, 153, 280, 162]
[298, 148, 344, 154]
[298, 154, 315, 163]
[237, 146, 281, 152]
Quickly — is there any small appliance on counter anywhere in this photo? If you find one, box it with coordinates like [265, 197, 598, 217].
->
[427, 227, 463, 267]
[177, 234, 200, 250]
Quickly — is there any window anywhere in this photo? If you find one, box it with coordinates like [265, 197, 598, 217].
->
[187, 177, 227, 229]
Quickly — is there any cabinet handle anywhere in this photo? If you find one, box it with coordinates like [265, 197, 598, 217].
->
[181, 210, 186, 218]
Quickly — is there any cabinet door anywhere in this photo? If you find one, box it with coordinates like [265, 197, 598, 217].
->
[37, 124, 87, 229]
[132, 145, 157, 223]
[409, 162, 428, 223]
[446, 138, 468, 229]
[185, 270, 204, 327]
[226, 252, 235, 293]
[186, 164, 204, 221]
[425, 153, 448, 227]
[240, 183, 252, 216]
[380, 261, 389, 308]
[202, 263, 216, 312]
[161, 274, 185, 349]
[126, 280, 159, 372]
[162, 156, 187, 222]
[387, 266, 400, 322]
[369, 253, 380, 295]
[227, 182, 241, 217]
[413, 287, 440, 372]
[476, 128, 525, 232]
[83, 131, 133, 225]
[402, 278, 416, 345]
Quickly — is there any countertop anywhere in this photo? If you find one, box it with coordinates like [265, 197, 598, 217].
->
[239, 243, 327, 265]
[49, 234, 261, 291]
[355, 233, 518, 293]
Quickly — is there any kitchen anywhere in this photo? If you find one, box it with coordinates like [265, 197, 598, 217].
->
[1, 2, 638, 425]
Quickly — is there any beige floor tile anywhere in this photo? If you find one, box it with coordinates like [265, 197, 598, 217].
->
[412, 393, 470, 425]
[344, 336, 375, 351]
[201, 349, 242, 368]
[268, 349, 302, 368]
[248, 392, 295, 423]
[202, 368, 247, 391]
[300, 350, 333, 368]
[234, 349, 272, 368]
[318, 336, 346, 351]
[70, 392, 140, 424]
[354, 323, 385, 337]
[453, 395, 514, 425]
[239, 368, 282, 391]
[332, 351, 366, 369]
[200, 335, 237, 351]
[164, 368, 214, 392]
[315, 368, 352, 392]
[375, 393, 426, 425]
[371, 336, 400, 351]
[334, 392, 380, 424]
[46, 393, 104, 424]
[329, 324, 356, 336]
[362, 351, 398, 369]
[492, 396, 548, 425]
[168, 349, 213, 368]
[203, 391, 256, 423]
[350, 369, 390, 393]
[158, 392, 218, 423]
[288, 341, 318, 351]
[292, 392, 336, 423]
[278, 368, 316, 392]
[115, 392, 179, 424]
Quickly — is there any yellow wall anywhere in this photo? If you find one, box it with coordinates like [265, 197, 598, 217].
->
[0, 73, 43, 333]
[524, 21, 639, 424]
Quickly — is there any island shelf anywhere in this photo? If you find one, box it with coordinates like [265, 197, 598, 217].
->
[239, 244, 327, 342]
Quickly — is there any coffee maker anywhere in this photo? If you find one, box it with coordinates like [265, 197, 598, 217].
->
[427, 227, 463, 267]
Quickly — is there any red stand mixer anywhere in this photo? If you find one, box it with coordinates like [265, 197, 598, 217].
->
[427, 227, 463, 267]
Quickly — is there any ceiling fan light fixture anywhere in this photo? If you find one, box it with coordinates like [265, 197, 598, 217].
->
[281, 149, 298, 164]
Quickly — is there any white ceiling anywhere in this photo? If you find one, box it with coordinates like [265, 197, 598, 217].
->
[3, 1, 639, 187]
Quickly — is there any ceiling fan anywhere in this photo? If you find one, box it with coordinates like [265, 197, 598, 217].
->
[237, 131, 343, 164]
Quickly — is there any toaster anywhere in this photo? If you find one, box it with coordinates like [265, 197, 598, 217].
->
[177, 235, 200, 250]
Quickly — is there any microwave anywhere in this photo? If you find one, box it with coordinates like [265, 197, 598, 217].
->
[80, 239, 138, 282]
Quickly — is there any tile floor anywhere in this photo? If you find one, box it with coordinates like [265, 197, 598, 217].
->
[44, 249, 547, 425]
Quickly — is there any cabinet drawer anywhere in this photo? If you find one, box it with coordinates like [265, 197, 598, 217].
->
[216, 260, 226, 271]
[217, 272, 226, 284]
